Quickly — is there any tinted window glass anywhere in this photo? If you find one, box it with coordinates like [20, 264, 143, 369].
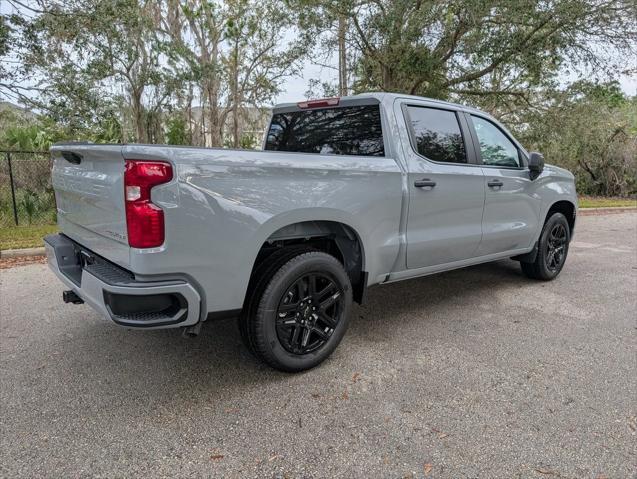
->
[406, 106, 467, 163]
[471, 116, 520, 167]
[264, 105, 384, 156]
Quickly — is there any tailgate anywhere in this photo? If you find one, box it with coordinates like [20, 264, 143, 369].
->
[50, 144, 130, 268]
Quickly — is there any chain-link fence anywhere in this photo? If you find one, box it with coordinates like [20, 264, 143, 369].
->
[0, 151, 56, 227]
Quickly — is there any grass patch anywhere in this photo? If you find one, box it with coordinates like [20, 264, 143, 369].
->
[578, 196, 637, 208]
[0, 224, 58, 250]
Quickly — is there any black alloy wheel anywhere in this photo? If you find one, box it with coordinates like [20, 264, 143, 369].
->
[275, 272, 344, 355]
[240, 249, 353, 372]
[520, 212, 570, 281]
[545, 223, 567, 272]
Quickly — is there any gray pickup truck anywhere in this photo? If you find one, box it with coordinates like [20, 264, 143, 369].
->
[45, 93, 577, 371]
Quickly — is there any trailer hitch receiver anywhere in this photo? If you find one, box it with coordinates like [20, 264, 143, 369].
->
[63, 290, 84, 305]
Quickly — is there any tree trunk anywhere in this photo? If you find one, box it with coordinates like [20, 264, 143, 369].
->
[199, 90, 206, 147]
[206, 41, 223, 147]
[186, 85, 193, 145]
[208, 103, 222, 147]
[231, 37, 240, 148]
[382, 67, 392, 91]
[131, 88, 146, 143]
[338, 16, 347, 96]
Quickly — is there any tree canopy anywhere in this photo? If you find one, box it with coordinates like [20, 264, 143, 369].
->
[2, 0, 309, 146]
[1, 0, 636, 195]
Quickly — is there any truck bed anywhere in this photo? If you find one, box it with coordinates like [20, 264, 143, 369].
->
[50, 143, 404, 315]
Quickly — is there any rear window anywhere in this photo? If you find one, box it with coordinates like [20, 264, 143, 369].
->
[264, 105, 385, 156]
[406, 106, 467, 164]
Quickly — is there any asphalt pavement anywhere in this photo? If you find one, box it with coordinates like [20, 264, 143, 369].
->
[1, 213, 636, 478]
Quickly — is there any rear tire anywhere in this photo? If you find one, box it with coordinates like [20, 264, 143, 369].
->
[521, 212, 570, 281]
[238, 246, 312, 356]
[240, 250, 352, 372]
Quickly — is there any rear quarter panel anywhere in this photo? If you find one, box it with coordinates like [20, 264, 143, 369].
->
[122, 145, 403, 313]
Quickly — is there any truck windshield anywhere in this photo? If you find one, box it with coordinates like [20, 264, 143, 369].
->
[264, 105, 384, 157]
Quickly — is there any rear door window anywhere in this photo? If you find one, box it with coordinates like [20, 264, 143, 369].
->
[264, 105, 385, 156]
[405, 106, 467, 164]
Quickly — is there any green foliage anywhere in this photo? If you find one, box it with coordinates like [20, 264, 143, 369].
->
[0, 107, 63, 150]
[239, 134, 258, 149]
[165, 114, 189, 145]
[223, 132, 258, 149]
[519, 81, 637, 197]
[0, 104, 122, 148]
[20, 189, 38, 224]
[0, 187, 56, 227]
[2, 124, 52, 151]
[92, 113, 124, 144]
[0, 15, 10, 58]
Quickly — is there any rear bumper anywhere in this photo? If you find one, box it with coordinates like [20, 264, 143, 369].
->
[44, 234, 201, 329]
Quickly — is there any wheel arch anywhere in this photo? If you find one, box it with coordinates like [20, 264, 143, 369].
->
[545, 200, 576, 236]
[251, 217, 368, 304]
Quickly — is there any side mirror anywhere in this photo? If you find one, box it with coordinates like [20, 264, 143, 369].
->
[528, 152, 544, 180]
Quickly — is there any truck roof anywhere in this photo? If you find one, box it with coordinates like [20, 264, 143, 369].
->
[273, 92, 481, 114]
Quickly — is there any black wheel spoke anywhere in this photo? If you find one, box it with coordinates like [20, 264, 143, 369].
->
[320, 291, 341, 310]
[290, 324, 302, 345]
[278, 302, 299, 313]
[277, 316, 297, 327]
[275, 272, 344, 355]
[317, 310, 338, 328]
[549, 254, 557, 268]
[311, 326, 330, 341]
[315, 281, 336, 301]
[300, 328, 311, 348]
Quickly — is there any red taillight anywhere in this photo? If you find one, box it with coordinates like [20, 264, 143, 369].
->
[124, 160, 173, 248]
[297, 97, 340, 109]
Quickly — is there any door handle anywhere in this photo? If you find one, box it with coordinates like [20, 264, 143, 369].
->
[487, 179, 504, 188]
[414, 179, 436, 188]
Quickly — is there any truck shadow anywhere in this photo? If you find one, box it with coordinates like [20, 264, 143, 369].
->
[348, 258, 531, 343]
[50, 259, 536, 405]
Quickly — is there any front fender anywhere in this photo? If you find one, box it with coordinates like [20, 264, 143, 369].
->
[533, 165, 578, 239]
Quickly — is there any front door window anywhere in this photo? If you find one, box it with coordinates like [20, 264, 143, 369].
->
[471, 116, 520, 167]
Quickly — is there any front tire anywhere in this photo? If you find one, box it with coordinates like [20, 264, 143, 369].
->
[241, 250, 353, 372]
[521, 212, 570, 280]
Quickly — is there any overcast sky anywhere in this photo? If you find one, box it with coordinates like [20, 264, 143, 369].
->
[274, 60, 637, 104]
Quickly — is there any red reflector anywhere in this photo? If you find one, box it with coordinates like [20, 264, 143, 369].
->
[124, 160, 173, 248]
[297, 97, 340, 109]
